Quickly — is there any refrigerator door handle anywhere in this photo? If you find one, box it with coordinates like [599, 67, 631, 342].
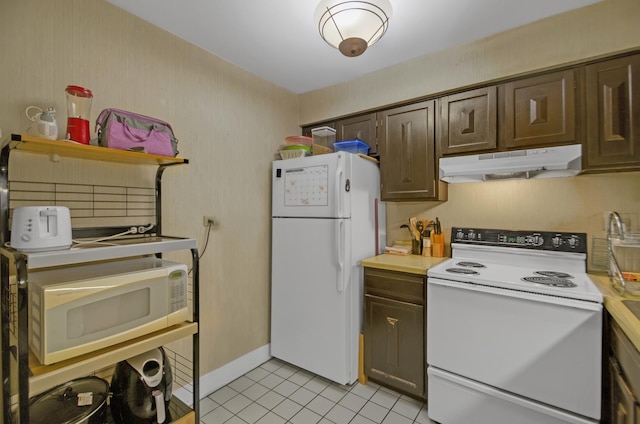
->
[334, 166, 343, 216]
[336, 219, 345, 292]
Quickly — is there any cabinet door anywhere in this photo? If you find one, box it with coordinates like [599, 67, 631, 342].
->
[439, 86, 498, 155]
[336, 113, 378, 155]
[379, 101, 437, 201]
[611, 358, 639, 424]
[364, 294, 424, 398]
[503, 70, 576, 148]
[585, 55, 640, 170]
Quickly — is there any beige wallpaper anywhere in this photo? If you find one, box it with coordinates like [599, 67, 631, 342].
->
[0, 0, 298, 385]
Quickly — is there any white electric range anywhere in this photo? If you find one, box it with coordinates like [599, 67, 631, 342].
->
[427, 227, 603, 424]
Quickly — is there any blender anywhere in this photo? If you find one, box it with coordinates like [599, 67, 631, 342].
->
[65, 85, 93, 144]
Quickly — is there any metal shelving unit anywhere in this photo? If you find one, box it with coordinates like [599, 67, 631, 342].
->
[0, 134, 200, 424]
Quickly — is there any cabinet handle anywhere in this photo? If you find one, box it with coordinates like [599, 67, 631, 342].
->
[386, 317, 399, 366]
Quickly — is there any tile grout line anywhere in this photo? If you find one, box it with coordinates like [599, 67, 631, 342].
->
[201, 358, 428, 424]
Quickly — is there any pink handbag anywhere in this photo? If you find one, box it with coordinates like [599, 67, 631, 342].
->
[95, 108, 179, 157]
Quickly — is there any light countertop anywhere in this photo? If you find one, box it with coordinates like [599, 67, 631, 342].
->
[361, 254, 447, 275]
[589, 273, 640, 353]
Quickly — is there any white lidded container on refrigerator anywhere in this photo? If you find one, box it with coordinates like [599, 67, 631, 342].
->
[271, 152, 385, 385]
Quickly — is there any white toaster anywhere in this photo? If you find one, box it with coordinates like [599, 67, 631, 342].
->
[11, 206, 72, 252]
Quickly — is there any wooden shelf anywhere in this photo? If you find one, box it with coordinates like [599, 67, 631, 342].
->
[29, 322, 198, 397]
[10, 134, 188, 166]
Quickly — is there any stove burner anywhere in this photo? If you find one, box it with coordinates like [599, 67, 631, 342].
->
[521, 276, 577, 288]
[534, 271, 574, 279]
[456, 261, 486, 268]
[446, 268, 480, 275]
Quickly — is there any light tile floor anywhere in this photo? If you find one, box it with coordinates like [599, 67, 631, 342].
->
[199, 358, 436, 424]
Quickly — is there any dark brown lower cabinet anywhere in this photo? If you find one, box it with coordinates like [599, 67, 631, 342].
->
[608, 316, 640, 424]
[364, 268, 426, 399]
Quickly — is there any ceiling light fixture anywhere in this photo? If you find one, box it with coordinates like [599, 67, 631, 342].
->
[314, 0, 393, 57]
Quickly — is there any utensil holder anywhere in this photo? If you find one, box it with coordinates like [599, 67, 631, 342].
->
[431, 233, 445, 257]
[412, 239, 421, 255]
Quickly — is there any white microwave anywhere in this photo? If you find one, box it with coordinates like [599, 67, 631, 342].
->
[28, 257, 189, 365]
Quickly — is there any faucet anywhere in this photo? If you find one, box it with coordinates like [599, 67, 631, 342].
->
[608, 211, 625, 241]
[607, 211, 626, 294]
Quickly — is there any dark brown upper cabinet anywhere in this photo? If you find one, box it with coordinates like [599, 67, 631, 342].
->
[503, 70, 577, 148]
[438, 86, 498, 155]
[379, 101, 444, 201]
[300, 51, 640, 183]
[584, 54, 640, 171]
[336, 113, 378, 155]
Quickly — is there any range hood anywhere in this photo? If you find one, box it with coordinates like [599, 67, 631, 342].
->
[439, 144, 582, 183]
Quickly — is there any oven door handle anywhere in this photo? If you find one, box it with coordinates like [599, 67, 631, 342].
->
[427, 277, 603, 312]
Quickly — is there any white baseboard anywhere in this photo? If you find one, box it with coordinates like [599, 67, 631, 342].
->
[174, 343, 271, 405]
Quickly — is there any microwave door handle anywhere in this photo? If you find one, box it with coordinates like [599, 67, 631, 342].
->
[153, 390, 166, 423]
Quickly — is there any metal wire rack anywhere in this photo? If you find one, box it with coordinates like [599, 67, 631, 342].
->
[607, 212, 640, 296]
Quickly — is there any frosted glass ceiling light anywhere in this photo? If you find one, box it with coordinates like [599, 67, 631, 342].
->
[315, 0, 393, 57]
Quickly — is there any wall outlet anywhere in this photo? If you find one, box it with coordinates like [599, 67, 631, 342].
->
[203, 216, 216, 226]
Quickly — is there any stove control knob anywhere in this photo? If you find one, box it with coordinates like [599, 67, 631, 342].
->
[552, 236, 562, 247]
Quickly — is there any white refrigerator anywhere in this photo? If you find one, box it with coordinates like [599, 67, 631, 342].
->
[271, 152, 385, 385]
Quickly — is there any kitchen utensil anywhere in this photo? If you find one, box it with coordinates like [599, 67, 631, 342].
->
[25, 106, 58, 140]
[65, 85, 93, 144]
[281, 144, 312, 152]
[11, 206, 72, 252]
[285, 135, 312, 146]
[279, 149, 309, 160]
[400, 224, 413, 239]
[311, 127, 336, 154]
[110, 347, 173, 424]
[431, 217, 444, 257]
[421, 219, 433, 236]
[29, 376, 109, 424]
[409, 217, 421, 240]
[412, 239, 421, 255]
[333, 140, 370, 155]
